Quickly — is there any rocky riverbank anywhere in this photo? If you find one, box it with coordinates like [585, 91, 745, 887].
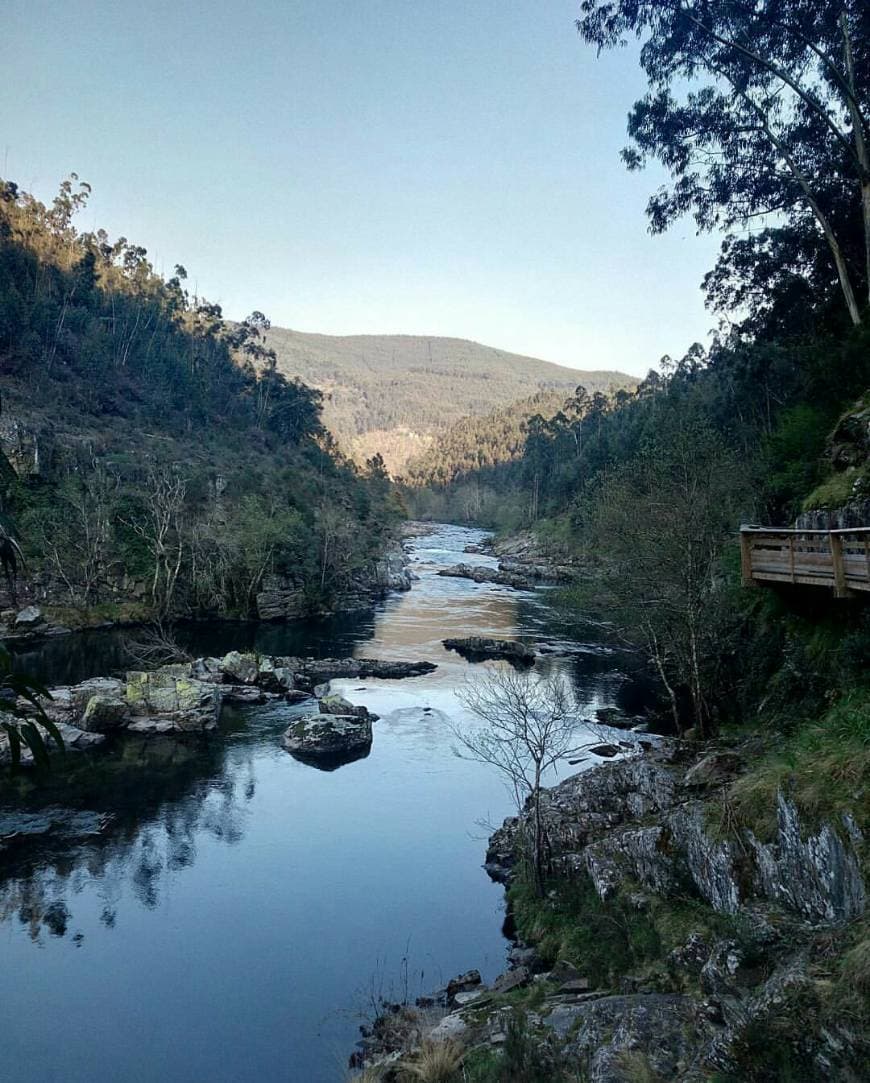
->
[0, 651, 436, 767]
[353, 741, 868, 1080]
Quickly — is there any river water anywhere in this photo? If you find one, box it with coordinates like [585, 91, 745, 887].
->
[1, 524, 644, 1082]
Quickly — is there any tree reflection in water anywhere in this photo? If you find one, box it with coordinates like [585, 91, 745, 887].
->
[0, 730, 256, 943]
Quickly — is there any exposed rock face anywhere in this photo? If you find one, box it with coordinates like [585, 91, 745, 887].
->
[748, 794, 865, 922]
[125, 666, 220, 733]
[362, 744, 866, 1081]
[436, 563, 532, 590]
[442, 637, 536, 665]
[487, 749, 865, 924]
[281, 711, 372, 768]
[492, 531, 579, 583]
[255, 576, 308, 621]
[548, 993, 703, 1082]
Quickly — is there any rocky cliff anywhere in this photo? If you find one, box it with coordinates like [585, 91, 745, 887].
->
[360, 744, 868, 1081]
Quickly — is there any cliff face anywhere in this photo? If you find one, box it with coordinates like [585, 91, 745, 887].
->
[478, 746, 867, 1080]
[798, 391, 870, 527]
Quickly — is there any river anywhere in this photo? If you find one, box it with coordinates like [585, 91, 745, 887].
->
[1, 524, 646, 1082]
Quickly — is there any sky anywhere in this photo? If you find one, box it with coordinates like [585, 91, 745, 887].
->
[3, 0, 723, 377]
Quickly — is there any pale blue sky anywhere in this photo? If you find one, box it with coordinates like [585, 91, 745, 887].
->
[3, 0, 722, 376]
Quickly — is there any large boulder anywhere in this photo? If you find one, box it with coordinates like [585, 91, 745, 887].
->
[220, 651, 259, 685]
[80, 693, 128, 732]
[436, 563, 532, 590]
[257, 656, 296, 693]
[14, 605, 43, 628]
[126, 665, 220, 733]
[281, 712, 372, 769]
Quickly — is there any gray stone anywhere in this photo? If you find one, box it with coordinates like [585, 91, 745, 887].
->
[436, 563, 532, 590]
[14, 605, 43, 628]
[125, 666, 220, 732]
[318, 694, 377, 721]
[489, 966, 531, 995]
[748, 793, 865, 922]
[80, 694, 128, 732]
[442, 637, 536, 665]
[220, 651, 259, 685]
[446, 969, 482, 1001]
[281, 712, 372, 764]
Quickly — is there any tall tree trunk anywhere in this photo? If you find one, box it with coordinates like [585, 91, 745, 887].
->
[841, 10, 870, 309]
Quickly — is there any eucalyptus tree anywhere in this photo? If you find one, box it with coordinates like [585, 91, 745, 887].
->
[578, 1, 870, 325]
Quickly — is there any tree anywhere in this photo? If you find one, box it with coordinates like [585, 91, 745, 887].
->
[122, 469, 187, 617]
[578, 1, 870, 325]
[453, 668, 598, 895]
[589, 419, 751, 736]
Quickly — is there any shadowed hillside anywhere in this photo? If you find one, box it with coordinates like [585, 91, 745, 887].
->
[263, 327, 635, 472]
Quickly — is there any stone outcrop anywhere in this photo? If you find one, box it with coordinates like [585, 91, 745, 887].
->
[442, 637, 536, 666]
[7, 651, 436, 762]
[289, 657, 437, 693]
[486, 748, 864, 923]
[359, 743, 866, 1080]
[125, 665, 221, 733]
[492, 531, 580, 583]
[281, 711, 373, 768]
[436, 563, 532, 590]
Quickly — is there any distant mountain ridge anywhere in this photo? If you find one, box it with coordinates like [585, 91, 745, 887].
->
[263, 327, 636, 472]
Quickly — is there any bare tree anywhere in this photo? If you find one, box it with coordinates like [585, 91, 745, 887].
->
[123, 620, 192, 669]
[122, 469, 187, 617]
[452, 667, 600, 896]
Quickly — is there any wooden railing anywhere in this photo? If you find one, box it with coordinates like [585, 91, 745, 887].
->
[740, 526, 870, 597]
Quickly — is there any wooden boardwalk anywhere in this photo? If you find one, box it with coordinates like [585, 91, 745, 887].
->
[740, 526, 870, 597]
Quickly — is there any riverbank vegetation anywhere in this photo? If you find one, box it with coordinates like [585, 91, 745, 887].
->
[0, 177, 403, 624]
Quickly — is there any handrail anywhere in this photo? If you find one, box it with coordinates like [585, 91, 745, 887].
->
[740, 524, 870, 597]
[740, 525, 870, 536]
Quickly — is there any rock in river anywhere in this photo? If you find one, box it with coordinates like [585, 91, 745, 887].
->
[442, 636, 536, 666]
[436, 563, 532, 590]
[290, 657, 436, 693]
[282, 711, 373, 769]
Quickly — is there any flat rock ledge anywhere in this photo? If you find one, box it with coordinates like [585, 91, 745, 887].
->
[442, 637, 536, 666]
[436, 563, 532, 590]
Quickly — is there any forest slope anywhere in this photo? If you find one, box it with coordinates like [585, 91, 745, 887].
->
[263, 326, 635, 472]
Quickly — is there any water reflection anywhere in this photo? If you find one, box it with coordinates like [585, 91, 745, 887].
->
[0, 728, 262, 941]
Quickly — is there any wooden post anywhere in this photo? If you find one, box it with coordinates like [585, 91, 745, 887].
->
[740, 528, 756, 586]
[830, 532, 849, 598]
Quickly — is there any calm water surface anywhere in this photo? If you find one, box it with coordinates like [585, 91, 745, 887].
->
[2, 525, 642, 1082]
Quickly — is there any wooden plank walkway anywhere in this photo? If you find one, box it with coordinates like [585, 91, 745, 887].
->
[740, 526, 870, 597]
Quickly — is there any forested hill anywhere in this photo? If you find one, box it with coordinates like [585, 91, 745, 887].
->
[262, 325, 634, 472]
[0, 176, 402, 627]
